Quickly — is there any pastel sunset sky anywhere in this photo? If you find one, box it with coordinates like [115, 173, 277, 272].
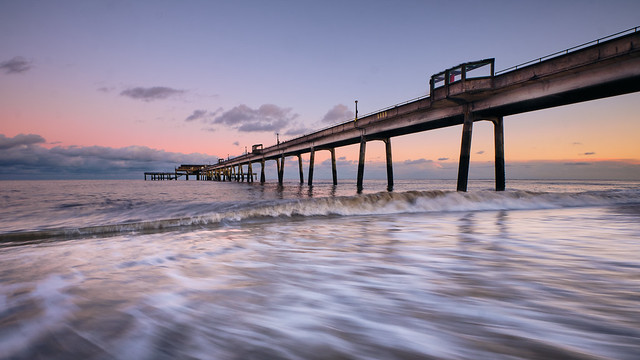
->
[1, 0, 639, 180]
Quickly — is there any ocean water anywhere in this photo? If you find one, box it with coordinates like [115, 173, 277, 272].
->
[1, 179, 639, 360]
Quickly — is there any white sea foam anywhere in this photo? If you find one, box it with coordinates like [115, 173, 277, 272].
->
[2, 188, 638, 244]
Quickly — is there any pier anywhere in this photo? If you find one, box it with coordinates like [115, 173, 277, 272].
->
[146, 28, 640, 191]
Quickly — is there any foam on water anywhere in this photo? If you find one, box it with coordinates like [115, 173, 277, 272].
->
[2, 188, 639, 244]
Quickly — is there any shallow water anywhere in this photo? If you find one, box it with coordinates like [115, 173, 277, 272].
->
[1, 180, 639, 359]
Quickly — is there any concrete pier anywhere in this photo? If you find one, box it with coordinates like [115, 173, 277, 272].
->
[145, 29, 640, 190]
[384, 138, 393, 192]
[330, 148, 337, 186]
[357, 137, 366, 192]
[297, 155, 304, 184]
[308, 148, 315, 186]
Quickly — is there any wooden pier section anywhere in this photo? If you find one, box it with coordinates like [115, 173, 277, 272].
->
[146, 28, 640, 191]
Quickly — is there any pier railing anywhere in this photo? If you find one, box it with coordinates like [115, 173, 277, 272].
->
[495, 26, 639, 75]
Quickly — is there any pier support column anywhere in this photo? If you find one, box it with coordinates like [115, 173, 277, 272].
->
[493, 116, 505, 191]
[248, 162, 253, 183]
[384, 138, 394, 192]
[278, 155, 285, 185]
[357, 137, 366, 192]
[297, 155, 304, 184]
[330, 148, 337, 186]
[457, 110, 474, 192]
[260, 159, 266, 183]
[308, 148, 315, 186]
[239, 164, 244, 182]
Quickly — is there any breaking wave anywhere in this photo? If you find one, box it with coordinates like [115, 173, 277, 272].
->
[1, 189, 638, 244]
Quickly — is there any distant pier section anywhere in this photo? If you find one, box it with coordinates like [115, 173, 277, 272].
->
[145, 164, 208, 181]
[145, 27, 640, 191]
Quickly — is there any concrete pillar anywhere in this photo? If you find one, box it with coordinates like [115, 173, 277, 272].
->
[330, 148, 337, 186]
[248, 162, 253, 183]
[260, 159, 266, 183]
[239, 164, 244, 182]
[457, 110, 474, 192]
[494, 116, 506, 191]
[308, 148, 315, 186]
[278, 155, 285, 185]
[357, 137, 366, 192]
[384, 138, 394, 192]
[297, 155, 304, 184]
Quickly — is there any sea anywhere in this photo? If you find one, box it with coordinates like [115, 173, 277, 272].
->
[1, 179, 639, 360]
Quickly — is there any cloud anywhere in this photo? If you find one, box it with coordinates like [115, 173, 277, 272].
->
[186, 109, 207, 122]
[284, 126, 313, 136]
[582, 152, 596, 156]
[0, 57, 32, 74]
[0, 134, 46, 150]
[212, 104, 298, 133]
[322, 104, 354, 123]
[564, 162, 591, 166]
[120, 86, 185, 102]
[233, 141, 240, 146]
[185, 108, 223, 122]
[97, 87, 114, 93]
[403, 158, 433, 165]
[0, 133, 215, 180]
[438, 157, 449, 161]
[476, 150, 485, 155]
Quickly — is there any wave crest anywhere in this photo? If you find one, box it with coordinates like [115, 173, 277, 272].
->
[1, 189, 637, 244]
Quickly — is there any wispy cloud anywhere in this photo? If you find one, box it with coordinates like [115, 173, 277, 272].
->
[284, 125, 313, 136]
[582, 152, 596, 156]
[185, 108, 223, 122]
[186, 110, 207, 122]
[438, 157, 449, 161]
[322, 104, 354, 123]
[403, 158, 433, 165]
[120, 86, 185, 102]
[211, 104, 298, 133]
[0, 56, 32, 74]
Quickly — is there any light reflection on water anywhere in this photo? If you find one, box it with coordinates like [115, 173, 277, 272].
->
[1, 205, 639, 359]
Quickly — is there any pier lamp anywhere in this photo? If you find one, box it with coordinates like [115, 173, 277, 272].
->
[355, 100, 358, 121]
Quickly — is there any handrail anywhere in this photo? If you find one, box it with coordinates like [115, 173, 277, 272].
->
[495, 26, 639, 75]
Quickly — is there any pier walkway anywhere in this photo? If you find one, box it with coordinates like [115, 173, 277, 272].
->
[148, 27, 640, 191]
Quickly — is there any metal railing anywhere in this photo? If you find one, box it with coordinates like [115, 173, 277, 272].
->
[495, 26, 639, 75]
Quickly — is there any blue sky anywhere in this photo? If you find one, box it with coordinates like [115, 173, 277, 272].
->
[1, 0, 639, 180]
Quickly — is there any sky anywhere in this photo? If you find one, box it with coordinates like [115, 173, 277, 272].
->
[1, 0, 639, 180]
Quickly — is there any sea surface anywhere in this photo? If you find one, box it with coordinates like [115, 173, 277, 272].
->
[1, 179, 639, 360]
